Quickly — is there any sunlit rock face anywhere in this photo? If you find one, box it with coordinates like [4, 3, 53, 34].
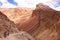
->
[0, 8, 33, 23]
[32, 3, 60, 40]
[0, 11, 19, 38]
[0, 8, 34, 32]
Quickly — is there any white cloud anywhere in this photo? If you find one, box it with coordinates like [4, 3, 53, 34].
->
[0, 0, 16, 8]
[14, 0, 51, 8]
[54, 6, 60, 11]
[0, 3, 16, 8]
[14, 0, 60, 11]
[40, 0, 60, 11]
[0, 0, 60, 11]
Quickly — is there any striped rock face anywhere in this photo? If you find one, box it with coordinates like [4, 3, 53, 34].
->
[0, 8, 33, 32]
[31, 3, 60, 40]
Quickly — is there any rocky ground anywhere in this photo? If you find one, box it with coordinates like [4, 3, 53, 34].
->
[0, 31, 35, 40]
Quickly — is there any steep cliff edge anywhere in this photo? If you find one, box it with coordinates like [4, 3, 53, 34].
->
[32, 3, 60, 40]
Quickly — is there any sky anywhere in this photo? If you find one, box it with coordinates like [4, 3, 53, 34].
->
[0, 0, 60, 11]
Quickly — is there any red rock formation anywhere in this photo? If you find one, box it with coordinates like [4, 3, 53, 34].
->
[0, 8, 34, 32]
[0, 8, 33, 23]
[32, 3, 60, 40]
[0, 3, 60, 40]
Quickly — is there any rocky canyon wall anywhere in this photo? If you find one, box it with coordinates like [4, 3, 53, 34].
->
[0, 3, 60, 40]
[32, 3, 60, 40]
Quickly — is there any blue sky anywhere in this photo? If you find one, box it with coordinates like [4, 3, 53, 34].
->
[7, 0, 60, 8]
[54, 0, 60, 7]
[0, 2, 2, 6]
[0, 0, 60, 11]
[7, 0, 18, 6]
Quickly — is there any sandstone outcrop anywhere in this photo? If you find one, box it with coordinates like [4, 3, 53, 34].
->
[32, 3, 60, 40]
[0, 8, 33, 31]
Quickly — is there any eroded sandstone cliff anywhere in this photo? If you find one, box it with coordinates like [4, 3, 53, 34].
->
[32, 3, 60, 40]
[0, 3, 60, 40]
[0, 8, 33, 31]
